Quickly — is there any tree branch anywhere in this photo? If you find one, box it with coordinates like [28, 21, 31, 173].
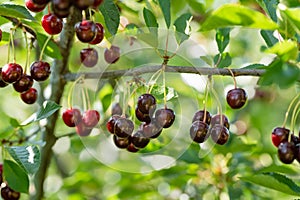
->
[64, 66, 266, 81]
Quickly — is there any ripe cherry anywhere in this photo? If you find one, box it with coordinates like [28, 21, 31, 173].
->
[192, 110, 211, 125]
[25, 0, 47, 12]
[30, 61, 51, 81]
[20, 87, 37, 104]
[82, 109, 100, 128]
[190, 121, 209, 143]
[131, 130, 150, 149]
[210, 124, 230, 145]
[1, 63, 23, 83]
[52, 0, 71, 18]
[76, 122, 92, 137]
[75, 20, 97, 43]
[89, 23, 104, 45]
[137, 93, 156, 114]
[73, 0, 93, 10]
[112, 103, 122, 115]
[211, 114, 230, 129]
[41, 13, 63, 35]
[226, 88, 247, 109]
[1, 186, 20, 200]
[141, 120, 163, 139]
[80, 48, 98, 68]
[106, 115, 121, 134]
[104, 45, 120, 64]
[135, 107, 151, 123]
[13, 74, 33, 93]
[114, 117, 134, 138]
[0, 68, 8, 88]
[32, 0, 50, 4]
[155, 108, 175, 128]
[127, 143, 139, 153]
[62, 108, 82, 127]
[113, 135, 131, 149]
[278, 141, 295, 164]
[271, 127, 289, 147]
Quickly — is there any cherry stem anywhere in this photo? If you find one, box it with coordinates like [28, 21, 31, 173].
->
[147, 69, 162, 94]
[202, 78, 210, 123]
[227, 68, 237, 88]
[23, 31, 29, 74]
[84, 86, 91, 110]
[290, 100, 300, 133]
[282, 93, 300, 127]
[164, 29, 170, 57]
[81, 86, 88, 111]
[82, 10, 86, 20]
[67, 76, 84, 108]
[9, 28, 16, 63]
[39, 35, 52, 61]
[47, 4, 51, 14]
[210, 80, 223, 124]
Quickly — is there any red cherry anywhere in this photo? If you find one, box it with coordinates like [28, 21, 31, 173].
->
[80, 48, 98, 68]
[89, 23, 104, 45]
[41, 13, 63, 35]
[0, 29, 2, 41]
[20, 88, 37, 104]
[62, 108, 82, 127]
[25, 0, 47, 12]
[75, 20, 97, 43]
[271, 127, 289, 147]
[13, 74, 33, 93]
[82, 110, 100, 128]
[1, 63, 23, 83]
[30, 61, 51, 81]
[32, 0, 50, 4]
[0, 68, 8, 88]
[104, 45, 120, 64]
[76, 122, 92, 137]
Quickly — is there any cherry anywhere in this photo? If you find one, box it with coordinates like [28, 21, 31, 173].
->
[295, 145, 300, 163]
[62, 108, 82, 127]
[127, 143, 139, 153]
[135, 107, 151, 123]
[0, 68, 8, 88]
[1, 63, 23, 83]
[32, 0, 50, 4]
[190, 121, 209, 143]
[106, 115, 121, 134]
[82, 109, 100, 127]
[155, 108, 175, 128]
[271, 127, 289, 147]
[210, 114, 230, 129]
[73, 0, 94, 10]
[1, 186, 20, 200]
[20, 87, 37, 104]
[210, 124, 230, 145]
[41, 13, 63, 35]
[112, 103, 122, 115]
[76, 122, 92, 137]
[25, 0, 47, 12]
[137, 93, 156, 114]
[131, 130, 150, 149]
[141, 120, 163, 139]
[226, 88, 247, 109]
[192, 110, 211, 125]
[75, 20, 97, 43]
[114, 117, 134, 138]
[104, 45, 120, 64]
[113, 135, 131, 149]
[89, 23, 104, 45]
[13, 75, 33, 93]
[80, 48, 98, 68]
[30, 61, 51, 81]
[278, 141, 295, 164]
[92, 0, 104, 8]
[52, 0, 71, 18]
[0, 29, 2, 41]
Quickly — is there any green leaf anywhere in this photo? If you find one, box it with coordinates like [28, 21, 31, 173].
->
[214, 52, 232, 68]
[240, 172, 300, 196]
[4, 160, 29, 193]
[283, 8, 300, 32]
[200, 4, 278, 31]
[174, 13, 192, 45]
[0, 4, 35, 21]
[265, 40, 298, 61]
[143, 8, 158, 29]
[256, 0, 279, 22]
[35, 100, 62, 122]
[6, 146, 40, 174]
[241, 63, 267, 69]
[9, 118, 20, 128]
[99, 0, 120, 35]
[36, 33, 62, 59]
[260, 30, 278, 47]
[158, 0, 171, 28]
[151, 85, 178, 103]
[216, 28, 231, 53]
[187, 0, 205, 14]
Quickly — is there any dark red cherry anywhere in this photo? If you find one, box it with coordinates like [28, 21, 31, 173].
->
[52, 0, 71, 18]
[76, 122, 92, 137]
[226, 88, 247, 109]
[114, 117, 134, 138]
[112, 103, 122, 115]
[278, 141, 295, 164]
[113, 135, 131, 149]
[210, 124, 230, 145]
[190, 121, 209, 143]
[73, 0, 93, 10]
[25, 0, 47, 12]
[135, 107, 151, 123]
[192, 110, 211, 125]
[41, 13, 63, 35]
[82, 109, 100, 127]
[80, 48, 98, 68]
[75, 20, 96, 43]
[127, 143, 139, 153]
[92, 0, 103, 8]
[1, 63, 23, 83]
[211, 114, 230, 129]
[271, 127, 289, 147]
[32, 0, 50, 4]
[155, 108, 175, 128]
[62, 108, 82, 127]
[0, 68, 8, 88]
[131, 130, 150, 149]
[89, 23, 104, 45]
[104, 45, 120, 64]
[106, 115, 121, 134]
[1, 186, 20, 200]
[137, 93, 156, 114]
[20, 88, 37, 104]
[30, 61, 51, 81]
[141, 120, 163, 139]
[295, 145, 300, 163]
[13, 75, 33, 93]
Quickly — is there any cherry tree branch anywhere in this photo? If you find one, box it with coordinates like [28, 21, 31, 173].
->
[64, 66, 266, 81]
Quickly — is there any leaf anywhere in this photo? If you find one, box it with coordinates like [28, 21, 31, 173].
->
[35, 100, 62, 122]
[187, 0, 205, 14]
[260, 30, 278, 47]
[216, 28, 231, 53]
[151, 85, 178, 103]
[240, 172, 300, 196]
[99, 0, 120, 35]
[174, 13, 192, 45]
[36, 33, 62, 59]
[0, 4, 35, 21]
[283, 8, 300, 32]
[6, 146, 40, 174]
[158, 0, 171, 28]
[200, 4, 278, 31]
[143, 8, 158, 29]
[9, 118, 20, 128]
[214, 52, 232, 68]
[256, 0, 279, 22]
[265, 40, 298, 61]
[242, 63, 267, 69]
[3, 160, 29, 193]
